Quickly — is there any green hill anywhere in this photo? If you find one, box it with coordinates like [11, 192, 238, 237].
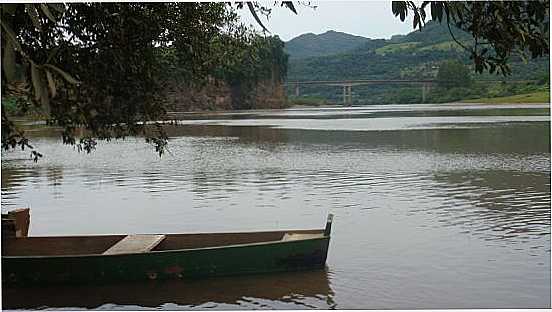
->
[285, 21, 549, 105]
[394, 20, 472, 44]
[284, 30, 370, 59]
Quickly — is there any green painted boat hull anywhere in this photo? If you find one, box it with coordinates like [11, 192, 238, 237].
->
[3, 236, 330, 286]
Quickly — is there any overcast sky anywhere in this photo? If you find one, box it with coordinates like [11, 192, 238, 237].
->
[237, 1, 417, 42]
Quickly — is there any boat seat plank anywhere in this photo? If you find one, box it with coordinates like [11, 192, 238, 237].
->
[282, 233, 322, 241]
[103, 234, 166, 255]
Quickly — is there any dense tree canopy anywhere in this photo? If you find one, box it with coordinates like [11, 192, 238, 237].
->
[1, 3, 287, 159]
[436, 60, 472, 88]
[391, 1, 549, 75]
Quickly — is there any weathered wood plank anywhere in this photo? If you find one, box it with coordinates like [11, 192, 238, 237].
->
[2, 208, 30, 238]
[282, 233, 323, 241]
[103, 234, 166, 255]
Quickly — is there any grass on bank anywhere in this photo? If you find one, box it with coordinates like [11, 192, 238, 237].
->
[287, 96, 329, 107]
[463, 91, 550, 104]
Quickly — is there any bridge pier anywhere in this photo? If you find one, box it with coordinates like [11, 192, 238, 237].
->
[342, 85, 352, 106]
[421, 83, 432, 103]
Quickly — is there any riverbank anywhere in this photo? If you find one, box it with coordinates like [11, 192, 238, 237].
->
[462, 91, 550, 104]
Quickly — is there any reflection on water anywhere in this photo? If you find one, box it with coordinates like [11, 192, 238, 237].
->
[3, 269, 334, 310]
[2, 103, 550, 309]
[427, 170, 550, 242]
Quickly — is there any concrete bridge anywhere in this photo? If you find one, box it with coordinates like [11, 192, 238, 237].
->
[284, 79, 538, 105]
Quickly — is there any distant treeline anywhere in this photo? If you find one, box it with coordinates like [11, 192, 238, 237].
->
[285, 21, 549, 104]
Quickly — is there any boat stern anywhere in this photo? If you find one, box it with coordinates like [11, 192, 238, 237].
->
[324, 213, 334, 237]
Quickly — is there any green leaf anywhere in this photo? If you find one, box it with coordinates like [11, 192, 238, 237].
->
[46, 69, 56, 98]
[431, 2, 443, 22]
[392, 1, 408, 21]
[413, 12, 420, 29]
[39, 4, 56, 23]
[44, 64, 81, 85]
[247, 2, 268, 32]
[391, 1, 401, 16]
[282, 2, 297, 14]
[2, 39, 17, 82]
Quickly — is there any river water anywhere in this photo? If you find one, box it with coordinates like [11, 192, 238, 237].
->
[2, 103, 550, 309]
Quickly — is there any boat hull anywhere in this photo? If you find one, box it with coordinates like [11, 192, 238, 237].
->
[3, 236, 330, 286]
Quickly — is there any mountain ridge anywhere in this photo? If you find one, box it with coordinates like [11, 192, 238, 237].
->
[284, 21, 472, 60]
[284, 30, 371, 59]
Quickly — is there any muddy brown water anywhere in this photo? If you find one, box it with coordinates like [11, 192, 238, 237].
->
[1, 103, 550, 309]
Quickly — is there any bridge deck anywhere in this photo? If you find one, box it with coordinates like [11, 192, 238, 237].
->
[284, 79, 537, 86]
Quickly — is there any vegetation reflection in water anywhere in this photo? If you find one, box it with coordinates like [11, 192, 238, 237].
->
[1, 105, 550, 309]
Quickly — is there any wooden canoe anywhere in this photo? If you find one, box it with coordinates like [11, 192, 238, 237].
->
[2, 213, 333, 286]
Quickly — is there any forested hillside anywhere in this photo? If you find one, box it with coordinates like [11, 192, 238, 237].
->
[284, 30, 370, 59]
[285, 21, 549, 105]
